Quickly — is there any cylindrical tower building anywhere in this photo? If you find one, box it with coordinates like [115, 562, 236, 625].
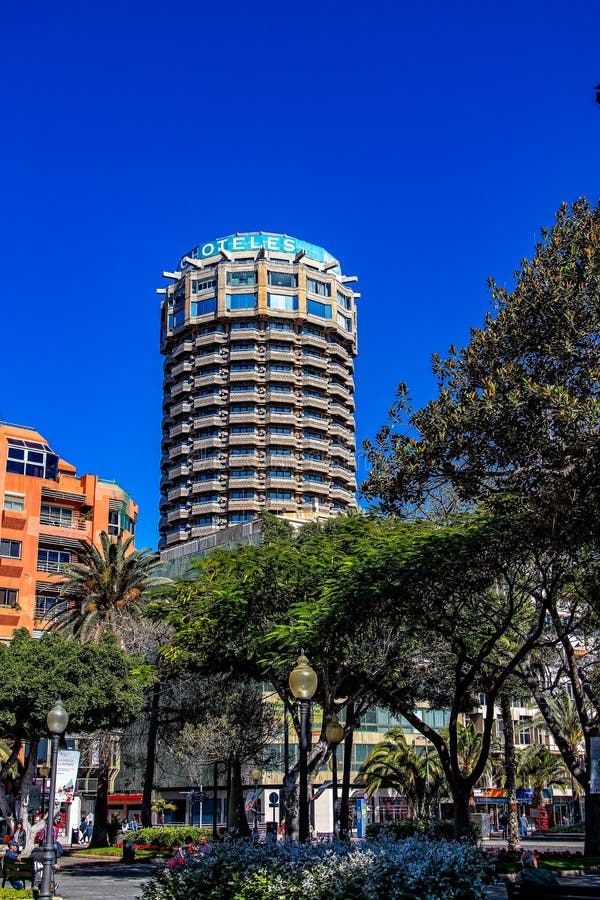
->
[158, 232, 359, 550]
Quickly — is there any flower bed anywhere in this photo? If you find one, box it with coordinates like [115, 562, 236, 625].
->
[139, 836, 496, 900]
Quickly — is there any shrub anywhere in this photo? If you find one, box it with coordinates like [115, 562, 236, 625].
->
[139, 835, 497, 900]
[366, 818, 480, 843]
[131, 826, 213, 848]
[0, 890, 33, 899]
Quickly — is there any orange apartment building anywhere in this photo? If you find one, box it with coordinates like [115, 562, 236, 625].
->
[0, 421, 138, 641]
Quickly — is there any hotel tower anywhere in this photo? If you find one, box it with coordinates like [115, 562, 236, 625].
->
[158, 232, 359, 550]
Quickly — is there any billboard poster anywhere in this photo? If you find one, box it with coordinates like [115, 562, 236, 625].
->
[55, 750, 80, 804]
[590, 737, 600, 794]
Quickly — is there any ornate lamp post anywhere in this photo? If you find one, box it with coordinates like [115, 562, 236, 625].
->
[289, 654, 317, 843]
[39, 698, 69, 900]
[249, 766, 262, 833]
[38, 764, 51, 818]
[326, 714, 344, 837]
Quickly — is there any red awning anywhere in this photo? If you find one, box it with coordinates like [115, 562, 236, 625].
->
[108, 794, 143, 804]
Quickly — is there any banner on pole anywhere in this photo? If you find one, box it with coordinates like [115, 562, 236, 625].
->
[55, 750, 80, 804]
[590, 737, 600, 794]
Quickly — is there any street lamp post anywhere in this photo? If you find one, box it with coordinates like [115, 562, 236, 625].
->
[38, 764, 50, 818]
[326, 714, 344, 838]
[39, 698, 69, 900]
[250, 766, 261, 834]
[289, 654, 318, 843]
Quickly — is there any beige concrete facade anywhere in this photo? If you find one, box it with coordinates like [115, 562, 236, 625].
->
[158, 232, 359, 549]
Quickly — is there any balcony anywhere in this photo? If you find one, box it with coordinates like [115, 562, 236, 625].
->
[170, 380, 193, 399]
[170, 422, 191, 440]
[171, 340, 194, 360]
[167, 507, 190, 524]
[37, 560, 69, 574]
[35, 597, 69, 621]
[171, 400, 193, 419]
[39, 514, 88, 532]
[172, 360, 193, 379]
[167, 486, 190, 502]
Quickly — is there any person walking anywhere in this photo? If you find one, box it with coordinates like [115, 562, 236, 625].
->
[519, 813, 529, 839]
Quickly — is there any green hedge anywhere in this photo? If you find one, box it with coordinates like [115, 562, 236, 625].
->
[0, 890, 33, 899]
[131, 826, 213, 847]
[366, 818, 480, 843]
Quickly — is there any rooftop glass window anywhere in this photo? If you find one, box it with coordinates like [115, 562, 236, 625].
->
[336, 291, 352, 310]
[306, 277, 331, 297]
[267, 293, 299, 311]
[307, 299, 332, 319]
[192, 277, 217, 293]
[227, 271, 257, 287]
[336, 311, 352, 332]
[6, 439, 58, 480]
[191, 297, 217, 317]
[226, 293, 256, 310]
[268, 271, 298, 288]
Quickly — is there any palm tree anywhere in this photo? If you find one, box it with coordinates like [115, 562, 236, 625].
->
[53, 531, 162, 846]
[533, 689, 584, 822]
[518, 745, 570, 808]
[54, 531, 162, 643]
[359, 728, 446, 819]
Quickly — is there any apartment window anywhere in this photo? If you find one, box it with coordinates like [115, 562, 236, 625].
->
[304, 473, 324, 483]
[518, 717, 532, 745]
[269, 469, 292, 479]
[226, 293, 256, 310]
[230, 384, 255, 393]
[306, 277, 331, 297]
[267, 293, 299, 311]
[191, 297, 217, 317]
[230, 448, 254, 456]
[304, 430, 324, 440]
[231, 426, 255, 434]
[198, 365, 220, 377]
[336, 311, 352, 331]
[303, 367, 324, 378]
[231, 321, 254, 330]
[267, 322, 293, 331]
[197, 494, 219, 504]
[268, 490, 292, 500]
[192, 277, 217, 293]
[336, 291, 352, 310]
[269, 342, 292, 352]
[304, 451, 323, 461]
[230, 513, 254, 523]
[268, 405, 293, 414]
[307, 299, 332, 319]
[302, 325, 323, 337]
[230, 490, 255, 500]
[0, 539, 21, 559]
[3, 493, 24, 511]
[231, 342, 255, 351]
[40, 504, 73, 528]
[303, 388, 324, 398]
[303, 348, 323, 359]
[197, 428, 219, 439]
[231, 404, 255, 414]
[268, 364, 292, 372]
[231, 363, 256, 372]
[37, 548, 69, 571]
[5, 438, 59, 480]
[197, 471, 218, 482]
[226, 271, 257, 287]
[268, 385, 292, 394]
[268, 271, 298, 288]
[269, 448, 292, 456]
[269, 426, 292, 435]
[0, 588, 18, 607]
[198, 324, 223, 335]
[198, 448, 219, 459]
[304, 409, 323, 419]
[195, 516, 215, 526]
[230, 469, 255, 478]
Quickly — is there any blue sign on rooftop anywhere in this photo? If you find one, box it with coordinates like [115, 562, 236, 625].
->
[178, 232, 339, 273]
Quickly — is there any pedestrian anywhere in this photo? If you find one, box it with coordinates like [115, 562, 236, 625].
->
[499, 812, 508, 839]
[519, 813, 529, 839]
[5, 839, 25, 889]
[79, 815, 89, 843]
[12, 820, 26, 851]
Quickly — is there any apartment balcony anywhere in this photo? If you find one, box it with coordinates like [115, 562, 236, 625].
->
[169, 443, 191, 461]
[265, 412, 297, 427]
[171, 400, 193, 419]
[328, 359, 353, 380]
[37, 560, 70, 574]
[193, 393, 225, 411]
[172, 360, 193, 379]
[300, 333, 328, 350]
[301, 395, 328, 412]
[35, 596, 69, 622]
[190, 477, 222, 494]
[165, 529, 191, 546]
[193, 414, 223, 431]
[300, 352, 328, 370]
[300, 458, 329, 474]
[331, 484, 355, 501]
[229, 347, 261, 363]
[302, 374, 326, 391]
[227, 431, 261, 446]
[191, 501, 223, 515]
[265, 497, 299, 512]
[167, 486, 190, 502]
[167, 507, 190, 524]
[329, 422, 353, 440]
[171, 380, 194, 399]
[168, 464, 190, 480]
[265, 348, 296, 364]
[171, 340, 194, 360]
[229, 369, 261, 383]
[190, 524, 220, 539]
[195, 332, 227, 349]
[301, 437, 330, 454]
[227, 499, 262, 512]
[38, 514, 89, 532]
[169, 422, 192, 441]
[228, 412, 263, 427]
[191, 456, 222, 473]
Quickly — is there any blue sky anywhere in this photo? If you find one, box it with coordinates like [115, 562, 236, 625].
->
[1, 0, 599, 550]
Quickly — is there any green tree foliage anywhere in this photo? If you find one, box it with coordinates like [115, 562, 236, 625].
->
[361, 198, 600, 852]
[517, 745, 570, 808]
[0, 629, 144, 849]
[359, 727, 446, 819]
[55, 531, 162, 642]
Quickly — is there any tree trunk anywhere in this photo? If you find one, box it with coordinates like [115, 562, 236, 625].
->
[339, 702, 355, 840]
[500, 692, 520, 852]
[89, 758, 110, 847]
[141, 681, 161, 828]
[452, 782, 473, 840]
[227, 755, 250, 837]
[584, 787, 600, 855]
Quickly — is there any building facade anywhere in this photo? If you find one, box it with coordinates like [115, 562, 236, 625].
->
[158, 232, 359, 550]
[0, 421, 138, 640]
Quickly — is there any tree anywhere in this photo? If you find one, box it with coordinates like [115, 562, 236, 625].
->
[362, 198, 600, 851]
[359, 728, 445, 819]
[0, 629, 144, 854]
[52, 531, 162, 846]
[55, 531, 162, 643]
[517, 745, 569, 808]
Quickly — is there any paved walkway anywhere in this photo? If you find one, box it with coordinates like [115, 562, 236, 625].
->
[55, 857, 153, 900]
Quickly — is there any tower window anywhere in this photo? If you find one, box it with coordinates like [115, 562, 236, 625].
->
[226, 293, 257, 310]
[227, 271, 257, 286]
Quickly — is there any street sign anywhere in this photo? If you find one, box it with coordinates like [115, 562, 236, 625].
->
[268, 791, 279, 807]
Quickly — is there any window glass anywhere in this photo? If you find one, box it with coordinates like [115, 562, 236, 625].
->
[40, 504, 74, 527]
[230, 513, 254, 522]
[192, 278, 217, 293]
[267, 322, 293, 331]
[269, 469, 292, 478]
[269, 426, 292, 434]
[268, 490, 292, 500]
[227, 271, 257, 286]
[268, 271, 298, 288]
[336, 291, 352, 310]
[0, 587, 18, 607]
[269, 448, 292, 456]
[231, 426, 255, 434]
[226, 293, 256, 310]
[232, 321, 254, 330]
[191, 297, 217, 317]
[0, 539, 21, 559]
[230, 469, 255, 478]
[307, 299, 332, 319]
[231, 342, 255, 351]
[267, 293, 299, 311]
[306, 277, 331, 297]
[336, 311, 352, 331]
[3, 493, 24, 511]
